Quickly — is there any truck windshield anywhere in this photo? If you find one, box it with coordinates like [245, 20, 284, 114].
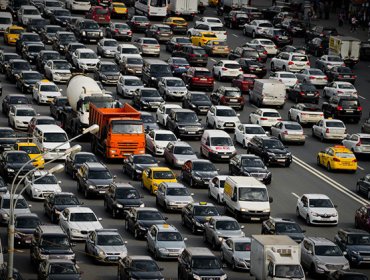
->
[239, 187, 268, 202]
[274, 265, 304, 278]
[111, 121, 143, 134]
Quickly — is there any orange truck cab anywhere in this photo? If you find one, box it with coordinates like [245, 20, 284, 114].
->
[89, 103, 146, 159]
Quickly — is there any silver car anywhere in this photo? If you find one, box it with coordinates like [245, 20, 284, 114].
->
[85, 229, 127, 263]
[96, 38, 118, 58]
[164, 141, 198, 168]
[157, 77, 187, 101]
[0, 193, 31, 225]
[220, 237, 251, 271]
[203, 216, 245, 250]
[146, 224, 186, 260]
[270, 121, 305, 144]
[156, 182, 194, 211]
[116, 75, 144, 98]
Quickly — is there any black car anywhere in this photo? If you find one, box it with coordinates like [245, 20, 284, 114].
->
[118, 256, 164, 280]
[172, 45, 208, 67]
[356, 174, 370, 199]
[166, 108, 203, 138]
[93, 61, 120, 85]
[2, 94, 30, 116]
[123, 154, 158, 180]
[305, 25, 338, 43]
[5, 59, 32, 82]
[43, 192, 81, 223]
[49, 96, 68, 120]
[36, 50, 61, 73]
[306, 37, 329, 57]
[65, 151, 98, 179]
[247, 136, 292, 167]
[0, 128, 17, 151]
[261, 217, 305, 243]
[132, 88, 164, 111]
[127, 15, 150, 32]
[181, 202, 220, 233]
[266, 28, 292, 47]
[181, 159, 219, 188]
[167, 57, 190, 77]
[0, 52, 21, 74]
[236, 58, 266, 78]
[229, 154, 271, 184]
[49, 8, 72, 27]
[65, 42, 86, 63]
[124, 207, 167, 239]
[14, 213, 41, 247]
[360, 41, 370, 61]
[26, 18, 48, 33]
[322, 95, 362, 123]
[21, 43, 45, 64]
[52, 31, 77, 54]
[38, 259, 81, 280]
[262, 5, 291, 20]
[326, 66, 356, 84]
[74, 19, 103, 43]
[40, 25, 63, 44]
[224, 10, 249, 29]
[287, 83, 320, 104]
[0, 151, 34, 182]
[228, 46, 260, 61]
[165, 36, 192, 53]
[15, 32, 42, 54]
[104, 182, 144, 218]
[327, 270, 368, 280]
[15, 71, 44, 94]
[182, 91, 212, 115]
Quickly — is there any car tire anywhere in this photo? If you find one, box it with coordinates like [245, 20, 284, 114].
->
[112, 208, 116, 219]
[208, 188, 212, 198]
[211, 238, 218, 250]
[191, 224, 197, 234]
[270, 63, 275, 71]
[231, 260, 237, 271]
[296, 207, 300, 218]
[252, 31, 256, 38]
[181, 215, 186, 226]
[189, 178, 194, 188]
[202, 232, 207, 243]
[327, 162, 332, 172]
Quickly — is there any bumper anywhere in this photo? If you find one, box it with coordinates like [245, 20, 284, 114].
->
[31, 190, 59, 200]
[336, 113, 362, 120]
[195, 106, 210, 114]
[310, 216, 338, 225]
[100, 77, 119, 84]
[142, 49, 160, 55]
[331, 162, 357, 171]
[14, 123, 29, 130]
[69, 230, 91, 241]
[177, 129, 204, 137]
[166, 203, 188, 210]
[166, 92, 187, 99]
[79, 64, 97, 71]
[267, 156, 292, 166]
[53, 74, 72, 83]
[349, 255, 370, 265]
[215, 123, 237, 130]
[141, 103, 163, 111]
[209, 151, 236, 161]
[43, 151, 68, 160]
[87, 187, 109, 196]
[192, 177, 211, 188]
[190, 82, 213, 90]
[112, 34, 132, 40]
[82, 36, 103, 43]
[280, 135, 305, 143]
[323, 133, 346, 140]
[15, 234, 33, 246]
[157, 249, 183, 259]
[239, 210, 270, 221]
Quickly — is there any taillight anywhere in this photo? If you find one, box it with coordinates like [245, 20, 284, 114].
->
[353, 159, 358, 162]
[282, 130, 288, 135]
[356, 140, 362, 146]
[326, 128, 330, 133]
[189, 54, 196, 57]
[263, 51, 267, 55]
[357, 106, 363, 111]
[309, 76, 315, 79]
[288, 61, 294, 65]
[299, 91, 305, 96]
[127, 31, 132, 35]
[333, 157, 340, 162]
[114, 28, 119, 32]
[338, 75, 343, 78]
[192, 77, 200, 81]
[221, 67, 227, 71]
[277, 118, 283, 121]
[260, 117, 268, 120]
[337, 106, 343, 110]
[306, 61, 310, 66]
[324, 76, 328, 80]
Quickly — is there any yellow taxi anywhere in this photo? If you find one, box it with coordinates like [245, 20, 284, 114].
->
[14, 142, 45, 168]
[190, 31, 219, 47]
[203, 40, 230, 57]
[4, 25, 24, 45]
[317, 145, 357, 172]
[110, 2, 128, 19]
[163, 17, 188, 34]
[142, 167, 177, 195]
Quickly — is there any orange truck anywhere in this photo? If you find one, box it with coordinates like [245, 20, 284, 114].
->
[89, 103, 146, 159]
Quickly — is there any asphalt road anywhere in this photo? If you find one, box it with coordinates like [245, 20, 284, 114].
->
[1, 4, 370, 280]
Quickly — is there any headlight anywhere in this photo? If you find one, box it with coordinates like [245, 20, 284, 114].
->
[168, 201, 176, 206]
[151, 77, 156, 80]
[332, 212, 338, 217]
[115, 203, 123, 208]
[315, 260, 325, 266]
[81, 31, 86, 36]
[104, 50, 111, 54]
[88, 185, 95, 189]
[99, 31, 103, 36]
[311, 212, 319, 217]
[16, 120, 22, 124]
[7, 168, 14, 173]
[240, 208, 247, 212]
[263, 209, 270, 212]
[218, 237, 223, 242]
[267, 152, 275, 156]
[142, 101, 148, 105]
[220, 275, 228, 280]
[155, 145, 162, 149]
[158, 248, 168, 253]
[71, 228, 80, 234]
[98, 249, 105, 258]
[2, 213, 9, 218]
[192, 274, 201, 280]
[217, 120, 224, 125]
[101, 74, 107, 79]
[138, 224, 146, 230]
[34, 188, 41, 192]
[193, 175, 202, 181]
[139, 203, 145, 207]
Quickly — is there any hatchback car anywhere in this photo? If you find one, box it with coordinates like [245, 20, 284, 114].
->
[164, 141, 197, 168]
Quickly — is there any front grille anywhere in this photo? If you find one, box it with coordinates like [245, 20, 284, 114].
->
[198, 106, 209, 111]
[326, 264, 343, 270]
[250, 173, 266, 178]
[96, 185, 108, 189]
[359, 252, 370, 257]
[224, 122, 235, 127]
[186, 126, 200, 131]
[87, 32, 99, 37]
[201, 277, 220, 280]
[167, 248, 181, 253]
[117, 142, 138, 148]
[249, 210, 263, 213]
[107, 252, 120, 256]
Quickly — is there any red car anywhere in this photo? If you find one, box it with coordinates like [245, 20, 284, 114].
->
[210, 86, 244, 110]
[231, 74, 257, 94]
[182, 67, 214, 91]
[86, 6, 111, 25]
[355, 205, 370, 232]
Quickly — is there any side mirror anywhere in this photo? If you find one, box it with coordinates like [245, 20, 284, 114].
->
[269, 197, 273, 203]
[184, 237, 188, 241]
[307, 250, 312, 255]
[59, 89, 63, 92]
[237, 113, 240, 117]
[241, 225, 245, 229]
[190, 193, 194, 196]
[98, 217, 103, 221]
[28, 204, 32, 208]
[334, 205, 338, 208]
[164, 217, 168, 220]
[58, 181, 62, 184]
[113, 175, 117, 179]
[159, 268, 164, 271]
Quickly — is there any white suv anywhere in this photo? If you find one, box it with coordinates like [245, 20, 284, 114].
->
[212, 60, 243, 81]
[206, 105, 241, 130]
[271, 52, 310, 72]
[25, 170, 62, 200]
[342, 133, 370, 155]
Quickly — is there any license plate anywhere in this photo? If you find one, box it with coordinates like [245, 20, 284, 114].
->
[346, 110, 354, 113]
[221, 155, 229, 158]
[277, 159, 286, 162]
[256, 68, 262, 71]
[99, 190, 106, 194]
[230, 99, 238, 102]
[307, 93, 314, 96]
[344, 75, 350, 78]
[48, 98, 54, 102]
[225, 124, 233, 127]
[188, 131, 196, 134]
[281, 36, 288, 39]
[25, 240, 31, 243]
[251, 217, 260, 221]
[200, 78, 207, 81]
[109, 257, 119, 260]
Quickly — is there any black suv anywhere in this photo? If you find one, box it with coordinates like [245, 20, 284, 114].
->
[178, 247, 227, 280]
[65, 151, 98, 179]
[15, 33, 42, 54]
[261, 217, 305, 243]
[76, 162, 114, 198]
[5, 59, 32, 82]
[132, 88, 164, 111]
[356, 174, 370, 199]
[224, 10, 249, 29]
[181, 159, 219, 188]
[166, 108, 203, 138]
[15, 70, 44, 94]
[122, 154, 158, 180]
[52, 31, 77, 54]
[0, 151, 34, 182]
[182, 91, 212, 115]
[247, 136, 292, 167]
[30, 225, 75, 266]
[0, 128, 17, 151]
[322, 95, 362, 123]
[142, 59, 172, 88]
[181, 202, 220, 233]
[43, 192, 81, 223]
[173, 45, 208, 67]
[118, 256, 164, 280]
[229, 154, 271, 184]
[104, 182, 144, 218]
[73, 19, 103, 43]
[14, 213, 41, 247]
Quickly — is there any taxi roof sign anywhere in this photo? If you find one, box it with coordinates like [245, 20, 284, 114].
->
[199, 202, 208, 205]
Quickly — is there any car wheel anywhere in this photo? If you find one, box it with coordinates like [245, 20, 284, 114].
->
[231, 259, 237, 271]
[243, 28, 247, 35]
[218, 72, 222, 81]
[181, 215, 186, 226]
[327, 162, 332, 172]
[191, 223, 197, 234]
[316, 156, 321, 166]
[252, 31, 256, 38]
[189, 178, 194, 188]
[202, 232, 207, 243]
[367, 191, 370, 200]
[306, 215, 311, 225]
[112, 208, 116, 219]
[296, 207, 300, 218]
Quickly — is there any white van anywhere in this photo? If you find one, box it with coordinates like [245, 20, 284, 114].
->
[249, 79, 286, 108]
[200, 130, 236, 161]
[134, 0, 168, 18]
[224, 176, 272, 221]
[33, 125, 70, 160]
[0, 12, 12, 32]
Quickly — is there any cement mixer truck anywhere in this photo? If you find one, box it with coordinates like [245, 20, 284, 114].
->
[60, 75, 118, 136]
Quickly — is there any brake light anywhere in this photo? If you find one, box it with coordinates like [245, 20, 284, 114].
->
[260, 117, 268, 120]
[173, 65, 179, 68]
[282, 130, 288, 135]
[356, 140, 362, 146]
[336, 106, 343, 110]
[309, 76, 315, 79]
[143, 44, 148, 47]
[192, 77, 200, 81]
[204, 54, 208, 57]
[288, 61, 294, 65]
[338, 75, 343, 78]
[306, 61, 310, 66]
[189, 54, 197, 57]
[277, 118, 283, 121]
[114, 28, 119, 32]
[299, 91, 305, 96]
[353, 159, 357, 162]
[224, 32, 227, 35]
[337, 91, 343, 94]
[333, 157, 340, 162]
[221, 67, 227, 71]
[326, 128, 330, 133]
[324, 76, 328, 80]
[357, 106, 362, 111]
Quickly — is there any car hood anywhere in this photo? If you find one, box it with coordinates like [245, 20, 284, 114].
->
[123, 85, 144, 91]
[116, 198, 143, 206]
[345, 244, 370, 252]
[78, 58, 99, 64]
[15, 228, 36, 234]
[243, 167, 269, 173]
[191, 269, 225, 277]
[101, 71, 120, 76]
[217, 116, 240, 122]
[174, 154, 197, 162]
[68, 221, 103, 231]
[14, 116, 33, 122]
[316, 255, 348, 265]
[42, 142, 70, 150]
[193, 171, 219, 179]
[177, 122, 202, 127]
[130, 271, 163, 279]
[135, 163, 158, 171]
[54, 204, 80, 211]
[86, 179, 113, 186]
[31, 183, 60, 190]
[192, 100, 212, 106]
[7, 163, 34, 171]
[233, 251, 251, 261]
[167, 86, 187, 91]
[155, 240, 186, 249]
[309, 207, 337, 216]
[137, 220, 166, 228]
[266, 148, 289, 154]
[142, 97, 164, 102]
[0, 139, 17, 145]
[216, 229, 245, 238]
[46, 274, 81, 280]
[96, 244, 127, 254]
[155, 140, 171, 148]
[101, 46, 117, 52]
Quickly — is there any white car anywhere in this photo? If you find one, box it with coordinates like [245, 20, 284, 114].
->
[96, 38, 118, 58]
[247, 38, 277, 55]
[133, 37, 160, 57]
[270, 121, 305, 144]
[234, 124, 268, 148]
[342, 133, 370, 155]
[249, 108, 282, 128]
[65, 0, 90, 11]
[323, 82, 358, 98]
[206, 105, 241, 130]
[288, 103, 324, 125]
[114, 44, 141, 64]
[295, 68, 328, 87]
[195, 16, 223, 26]
[116, 75, 144, 98]
[72, 48, 100, 72]
[44, 59, 72, 83]
[146, 129, 178, 156]
[208, 175, 227, 204]
[17, 5, 42, 25]
[24, 170, 62, 200]
[312, 119, 347, 141]
[270, 52, 310, 72]
[269, 71, 298, 88]
[32, 80, 62, 104]
[296, 194, 338, 225]
[8, 105, 37, 130]
[212, 60, 243, 81]
[157, 77, 187, 101]
[155, 104, 182, 127]
[59, 207, 103, 241]
[188, 23, 227, 41]
[243, 20, 273, 38]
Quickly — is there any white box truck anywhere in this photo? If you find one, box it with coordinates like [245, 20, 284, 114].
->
[168, 0, 198, 18]
[329, 36, 361, 67]
[250, 235, 305, 280]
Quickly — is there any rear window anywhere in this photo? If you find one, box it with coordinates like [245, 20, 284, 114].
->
[203, 33, 217, 38]
[260, 23, 273, 27]
[308, 69, 324, 75]
[224, 64, 240, 69]
[158, 26, 171, 31]
[326, 121, 345, 128]
[280, 73, 296, 78]
[337, 84, 354, 89]
[327, 56, 342, 62]
[143, 39, 158, 44]
[95, 8, 108, 15]
[210, 26, 224, 31]
[292, 55, 308, 61]
[195, 70, 211, 77]
[341, 100, 359, 107]
[285, 124, 301, 130]
[193, 49, 206, 55]
[263, 112, 280, 117]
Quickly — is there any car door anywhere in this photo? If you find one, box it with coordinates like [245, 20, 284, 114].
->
[270, 122, 282, 137]
[164, 143, 175, 164]
[298, 195, 308, 217]
[208, 106, 216, 125]
[156, 184, 165, 206]
[213, 61, 222, 76]
[146, 130, 155, 152]
[59, 209, 70, 233]
[142, 169, 151, 189]
[183, 204, 193, 226]
[235, 124, 244, 144]
[313, 120, 323, 136]
[85, 231, 95, 255]
[210, 177, 218, 198]
[147, 227, 156, 253]
[301, 240, 313, 268]
[224, 239, 233, 264]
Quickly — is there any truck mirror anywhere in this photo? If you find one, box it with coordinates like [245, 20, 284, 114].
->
[269, 197, 273, 203]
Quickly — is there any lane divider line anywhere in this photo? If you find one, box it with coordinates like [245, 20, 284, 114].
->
[359, 95, 366, 100]
[291, 192, 300, 199]
[358, 165, 365, 171]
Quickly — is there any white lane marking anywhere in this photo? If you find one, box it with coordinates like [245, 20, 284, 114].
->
[15, 250, 24, 253]
[359, 95, 366, 100]
[358, 165, 365, 171]
[210, 58, 217, 62]
[291, 192, 300, 199]
[232, 34, 238, 38]
[293, 155, 368, 205]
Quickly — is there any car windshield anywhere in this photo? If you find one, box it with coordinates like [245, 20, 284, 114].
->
[153, 171, 175, 179]
[166, 79, 185, 87]
[101, 64, 119, 72]
[326, 121, 345, 128]
[0, 130, 15, 138]
[127, 57, 143, 65]
[28, 45, 44, 52]
[43, 133, 67, 142]
[14, 62, 31, 70]
[97, 234, 123, 245]
[210, 137, 233, 146]
[103, 40, 118, 47]
[215, 220, 240, 230]
[309, 198, 333, 208]
[301, 84, 316, 91]
[292, 55, 307, 61]
[143, 39, 158, 44]
[191, 94, 209, 101]
[156, 230, 183, 241]
[280, 73, 296, 78]
[224, 90, 241, 97]
[80, 52, 97, 59]
[131, 260, 159, 272]
[173, 146, 194, 155]
[360, 138, 370, 144]
[285, 124, 301, 130]
[216, 109, 236, 117]
[88, 170, 112, 179]
[245, 126, 265, 134]
[133, 156, 156, 164]
[50, 263, 77, 275]
[9, 97, 29, 105]
[176, 112, 198, 122]
[19, 145, 40, 154]
[54, 61, 70, 70]
[327, 56, 342, 62]
[40, 236, 70, 248]
[275, 222, 302, 233]
[7, 153, 30, 163]
[239, 187, 268, 201]
[133, 16, 148, 22]
[54, 195, 79, 205]
[114, 23, 129, 29]
[315, 245, 342, 256]
[194, 206, 219, 216]
[137, 210, 163, 220]
[155, 133, 177, 141]
[308, 69, 323, 75]
[43, 53, 60, 60]
[40, 85, 59, 92]
[112, 121, 143, 134]
[2, 198, 28, 209]
[193, 48, 206, 55]
[74, 154, 97, 163]
[275, 265, 305, 278]
[15, 109, 35, 116]
[192, 257, 221, 269]
[24, 9, 39, 15]
[54, 10, 70, 16]
[121, 48, 139, 54]
[193, 162, 217, 171]
[34, 175, 58, 184]
[125, 79, 142, 86]
[263, 139, 284, 149]
[9, 28, 23, 34]
[15, 217, 40, 228]
[241, 157, 265, 167]
[195, 70, 211, 77]
[116, 188, 139, 199]
[337, 83, 354, 89]
[24, 72, 43, 81]
[69, 212, 97, 222]
[142, 90, 160, 97]
[235, 242, 251, 251]
[166, 187, 189, 196]
[158, 26, 171, 32]
[24, 34, 40, 41]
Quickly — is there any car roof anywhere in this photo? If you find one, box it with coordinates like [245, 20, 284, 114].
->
[303, 193, 331, 199]
[211, 215, 237, 221]
[162, 182, 186, 188]
[35, 124, 66, 133]
[186, 247, 214, 256]
[340, 228, 369, 234]
[66, 206, 95, 213]
[154, 224, 179, 232]
[214, 105, 234, 110]
[170, 141, 191, 147]
[258, 108, 279, 112]
[193, 67, 209, 71]
[306, 237, 335, 245]
[84, 162, 107, 169]
[155, 130, 176, 134]
[147, 166, 172, 172]
[136, 207, 159, 212]
[129, 255, 153, 260]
